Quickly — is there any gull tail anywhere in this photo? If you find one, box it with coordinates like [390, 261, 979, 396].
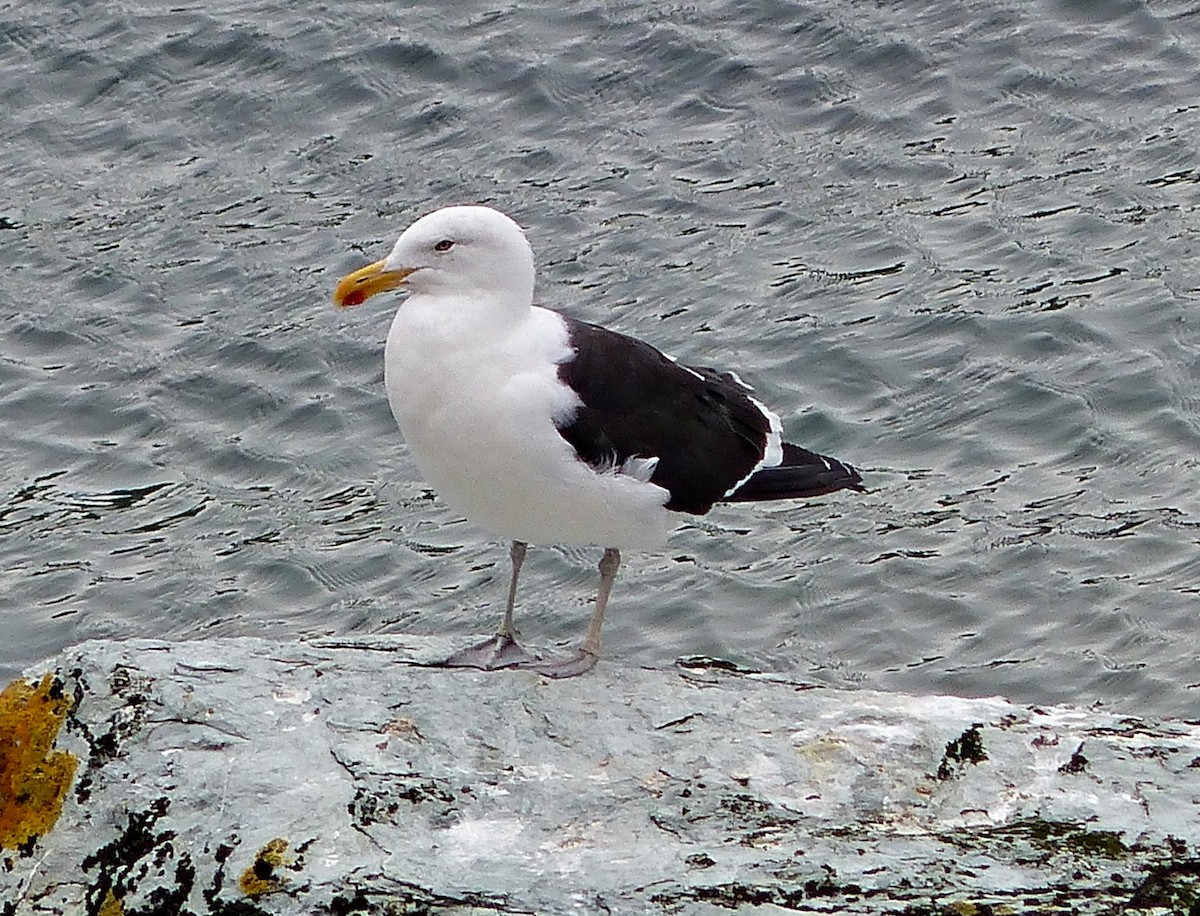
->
[724, 443, 865, 503]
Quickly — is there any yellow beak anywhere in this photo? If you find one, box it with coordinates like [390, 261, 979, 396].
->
[332, 260, 415, 308]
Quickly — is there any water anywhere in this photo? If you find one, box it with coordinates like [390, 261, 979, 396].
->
[2, 0, 1198, 718]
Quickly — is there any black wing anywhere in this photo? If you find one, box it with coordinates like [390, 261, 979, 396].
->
[555, 317, 862, 515]
[724, 442, 864, 502]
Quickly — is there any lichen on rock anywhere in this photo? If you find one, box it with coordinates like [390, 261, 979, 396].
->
[239, 838, 293, 899]
[0, 673, 78, 851]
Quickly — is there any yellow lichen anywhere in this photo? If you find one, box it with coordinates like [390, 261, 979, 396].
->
[0, 674, 78, 850]
[238, 837, 291, 898]
[96, 887, 126, 916]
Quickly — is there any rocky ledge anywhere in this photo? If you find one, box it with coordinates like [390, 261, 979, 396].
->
[2, 636, 1198, 915]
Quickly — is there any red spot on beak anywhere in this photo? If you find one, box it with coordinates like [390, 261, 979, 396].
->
[341, 289, 366, 307]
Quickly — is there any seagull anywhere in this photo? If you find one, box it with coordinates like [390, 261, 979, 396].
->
[333, 205, 863, 677]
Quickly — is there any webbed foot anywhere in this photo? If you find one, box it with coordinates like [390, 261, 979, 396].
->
[441, 632, 539, 670]
[511, 648, 599, 679]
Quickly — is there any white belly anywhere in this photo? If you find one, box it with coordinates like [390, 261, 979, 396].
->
[383, 300, 672, 549]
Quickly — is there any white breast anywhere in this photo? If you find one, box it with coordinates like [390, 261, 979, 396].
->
[383, 299, 672, 549]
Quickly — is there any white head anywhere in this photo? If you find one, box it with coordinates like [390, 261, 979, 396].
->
[333, 205, 536, 310]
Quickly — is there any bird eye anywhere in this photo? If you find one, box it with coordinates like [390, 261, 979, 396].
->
[433, 239, 454, 252]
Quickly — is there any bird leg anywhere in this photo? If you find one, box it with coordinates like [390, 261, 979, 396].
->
[518, 547, 620, 679]
[441, 540, 540, 669]
[583, 547, 620, 659]
[499, 539, 526, 639]
[441, 544, 623, 678]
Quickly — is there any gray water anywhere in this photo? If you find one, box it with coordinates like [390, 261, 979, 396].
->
[2, 0, 1198, 719]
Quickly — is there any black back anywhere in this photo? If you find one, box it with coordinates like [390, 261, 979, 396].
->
[555, 318, 772, 514]
[555, 318, 864, 515]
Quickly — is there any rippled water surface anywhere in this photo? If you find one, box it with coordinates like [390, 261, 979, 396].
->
[2, 0, 1198, 717]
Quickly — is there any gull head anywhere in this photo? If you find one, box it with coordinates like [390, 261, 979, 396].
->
[333, 205, 535, 309]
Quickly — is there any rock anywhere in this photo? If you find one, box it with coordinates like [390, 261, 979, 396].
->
[2, 636, 1198, 914]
